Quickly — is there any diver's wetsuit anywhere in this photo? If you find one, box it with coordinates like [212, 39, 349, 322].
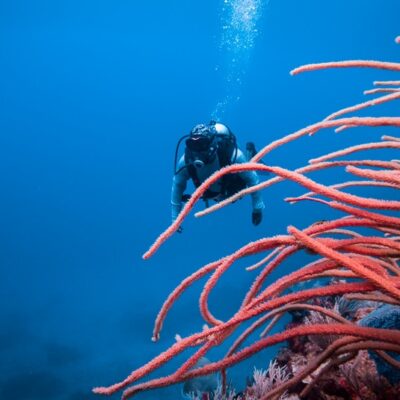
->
[171, 148, 265, 222]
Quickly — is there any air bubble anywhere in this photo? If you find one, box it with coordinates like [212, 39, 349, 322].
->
[212, 0, 267, 120]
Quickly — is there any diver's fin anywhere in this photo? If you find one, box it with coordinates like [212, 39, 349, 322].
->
[181, 194, 191, 202]
[245, 141, 269, 175]
[245, 142, 257, 160]
[183, 193, 211, 208]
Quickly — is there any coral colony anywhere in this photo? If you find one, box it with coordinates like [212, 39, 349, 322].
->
[94, 36, 400, 399]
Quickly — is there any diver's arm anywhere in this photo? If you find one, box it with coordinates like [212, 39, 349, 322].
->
[234, 149, 265, 211]
[171, 157, 189, 222]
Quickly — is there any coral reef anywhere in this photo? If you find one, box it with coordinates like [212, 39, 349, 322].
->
[272, 296, 400, 400]
[186, 299, 400, 400]
[93, 37, 400, 399]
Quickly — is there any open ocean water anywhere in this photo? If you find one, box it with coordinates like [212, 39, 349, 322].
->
[1, 1, 399, 399]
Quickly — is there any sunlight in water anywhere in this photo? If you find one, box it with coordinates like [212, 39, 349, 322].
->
[212, 0, 268, 119]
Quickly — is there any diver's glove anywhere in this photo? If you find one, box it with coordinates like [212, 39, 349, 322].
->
[252, 209, 263, 226]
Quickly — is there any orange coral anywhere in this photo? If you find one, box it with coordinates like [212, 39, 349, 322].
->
[93, 36, 400, 399]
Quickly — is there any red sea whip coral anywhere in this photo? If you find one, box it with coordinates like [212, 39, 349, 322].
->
[93, 36, 400, 399]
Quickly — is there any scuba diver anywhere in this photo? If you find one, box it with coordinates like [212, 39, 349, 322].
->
[171, 121, 265, 232]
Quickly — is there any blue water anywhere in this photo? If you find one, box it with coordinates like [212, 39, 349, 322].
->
[0, 1, 399, 399]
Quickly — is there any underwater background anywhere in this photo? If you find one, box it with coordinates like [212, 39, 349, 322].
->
[0, 0, 399, 399]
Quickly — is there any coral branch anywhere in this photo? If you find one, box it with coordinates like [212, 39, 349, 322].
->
[364, 88, 400, 95]
[196, 159, 400, 218]
[309, 141, 400, 164]
[374, 80, 400, 86]
[290, 60, 400, 75]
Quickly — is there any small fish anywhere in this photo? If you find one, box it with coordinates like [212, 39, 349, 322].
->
[181, 357, 219, 399]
